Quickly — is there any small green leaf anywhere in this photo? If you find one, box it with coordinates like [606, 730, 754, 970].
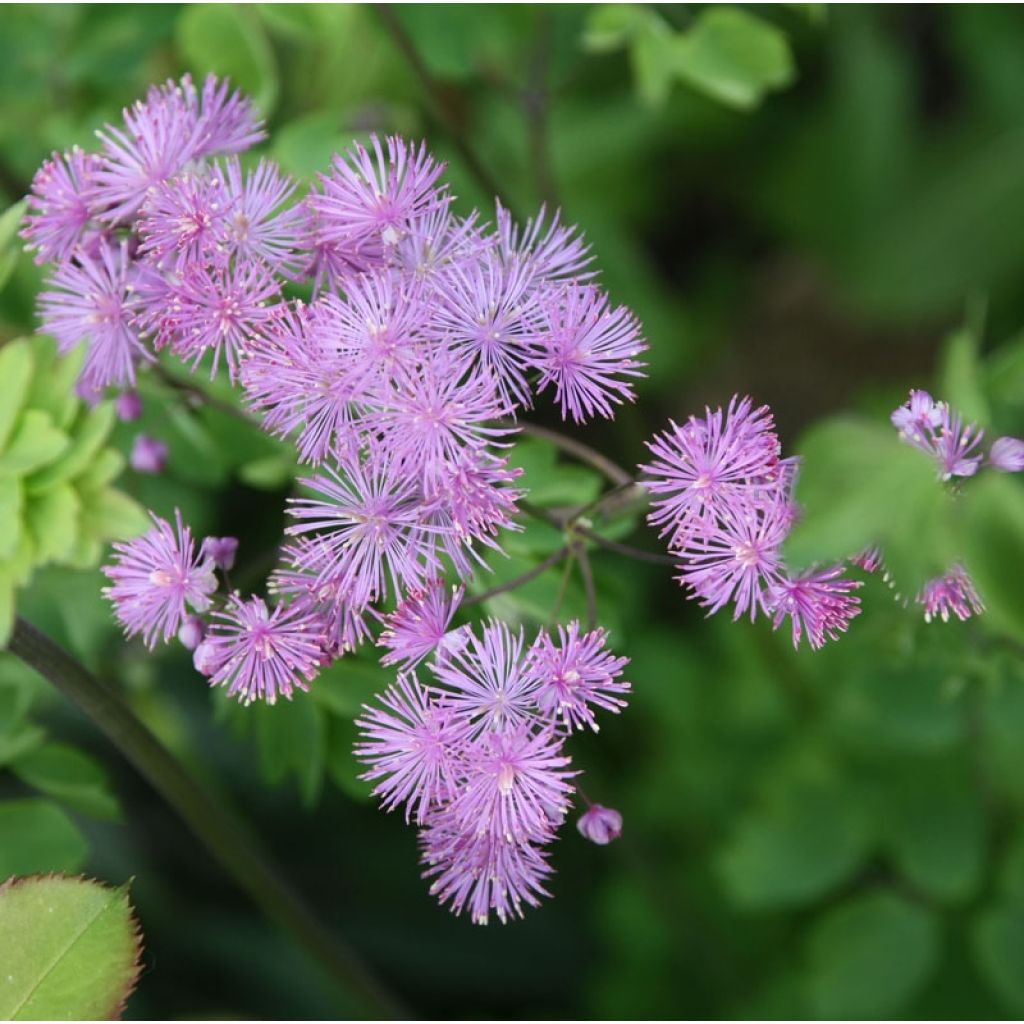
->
[972, 905, 1024, 1012]
[238, 454, 295, 490]
[177, 4, 279, 115]
[940, 324, 991, 427]
[0, 199, 27, 292]
[272, 111, 352, 181]
[804, 891, 941, 1018]
[674, 7, 795, 111]
[12, 742, 121, 821]
[79, 488, 150, 543]
[0, 875, 141, 1020]
[0, 340, 35, 451]
[0, 799, 88, 877]
[26, 484, 80, 565]
[252, 697, 326, 807]
[582, 3, 648, 52]
[26, 403, 116, 494]
[0, 410, 69, 475]
[326, 715, 373, 802]
[312, 657, 392, 718]
[0, 475, 24, 561]
[24, 337, 84, 432]
[75, 448, 126, 492]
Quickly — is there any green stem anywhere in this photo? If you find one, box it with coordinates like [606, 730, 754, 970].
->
[7, 617, 407, 1021]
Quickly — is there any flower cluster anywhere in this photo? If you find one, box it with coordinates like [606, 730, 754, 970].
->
[890, 388, 1021, 622]
[356, 593, 629, 923]
[641, 396, 862, 650]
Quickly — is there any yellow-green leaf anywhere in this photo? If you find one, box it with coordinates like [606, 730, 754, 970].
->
[0, 410, 69, 476]
[0, 340, 35, 451]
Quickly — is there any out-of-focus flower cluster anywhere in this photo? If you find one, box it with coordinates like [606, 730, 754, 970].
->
[30, 75, 643, 923]
[356, 587, 629, 923]
[641, 396, 862, 650]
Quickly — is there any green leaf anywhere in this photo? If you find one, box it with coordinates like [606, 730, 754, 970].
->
[785, 417, 949, 591]
[0, 875, 141, 1020]
[0, 799, 88, 876]
[582, 3, 648, 52]
[79, 487, 150, 544]
[508, 438, 603, 507]
[12, 742, 121, 821]
[24, 337, 84, 432]
[74, 447, 125, 492]
[0, 339, 35, 451]
[804, 891, 941, 1018]
[26, 402, 116, 493]
[0, 410, 69, 475]
[25, 484, 80, 565]
[675, 7, 795, 111]
[882, 771, 985, 901]
[958, 473, 1024, 639]
[717, 779, 871, 910]
[325, 715, 373, 802]
[940, 323, 991, 428]
[252, 697, 326, 807]
[0, 199, 27, 292]
[312, 657, 392, 719]
[972, 905, 1024, 1012]
[272, 111, 352, 181]
[238, 454, 295, 490]
[177, 4, 279, 116]
[0, 475, 24, 561]
[631, 16, 677, 107]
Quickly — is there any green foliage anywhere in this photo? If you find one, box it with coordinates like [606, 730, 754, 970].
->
[0, 800, 88, 877]
[584, 4, 796, 110]
[0, 875, 141, 1020]
[0, 337, 147, 644]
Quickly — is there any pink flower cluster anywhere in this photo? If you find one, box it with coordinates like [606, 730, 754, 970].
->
[641, 396, 862, 650]
[357, 586, 629, 923]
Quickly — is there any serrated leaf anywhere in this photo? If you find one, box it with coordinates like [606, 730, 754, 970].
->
[804, 891, 940, 1018]
[74, 448, 125, 492]
[177, 4, 279, 116]
[675, 7, 795, 111]
[0, 410, 69, 475]
[0, 799, 88, 877]
[26, 484, 80, 564]
[12, 742, 121, 821]
[79, 487, 150, 543]
[785, 417, 949, 591]
[0, 339, 35, 451]
[0, 475, 24, 561]
[24, 337, 84, 431]
[26, 402, 116, 493]
[972, 905, 1024, 1012]
[0, 875, 141, 1020]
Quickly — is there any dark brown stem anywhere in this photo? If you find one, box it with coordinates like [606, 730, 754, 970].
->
[7, 617, 407, 1020]
[372, 4, 509, 209]
[464, 546, 570, 607]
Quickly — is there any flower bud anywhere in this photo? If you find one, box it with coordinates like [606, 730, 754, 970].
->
[177, 615, 206, 651]
[116, 390, 143, 422]
[192, 640, 220, 677]
[577, 804, 623, 845]
[990, 436, 1024, 472]
[130, 434, 168, 474]
[202, 536, 239, 571]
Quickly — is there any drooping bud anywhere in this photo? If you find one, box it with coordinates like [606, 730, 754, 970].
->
[577, 804, 623, 845]
[202, 536, 239, 571]
[990, 436, 1024, 473]
[130, 434, 168, 473]
[177, 615, 206, 651]
[116, 390, 143, 421]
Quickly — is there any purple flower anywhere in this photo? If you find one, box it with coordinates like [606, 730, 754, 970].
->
[495, 200, 594, 284]
[355, 672, 470, 822]
[156, 258, 281, 380]
[116, 391, 143, 422]
[676, 494, 790, 622]
[188, 73, 266, 158]
[531, 283, 647, 423]
[204, 595, 324, 704]
[286, 456, 436, 612]
[137, 169, 232, 269]
[378, 579, 466, 668]
[21, 147, 101, 265]
[219, 156, 305, 274]
[395, 207, 487, 283]
[102, 509, 217, 648]
[891, 389, 943, 447]
[38, 239, 150, 395]
[917, 565, 985, 623]
[891, 391, 984, 480]
[178, 615, 206, 651]
[420, 813, 554, 925]
[577, 804, 622, 845]
[766, 565, 862, 650]
[990, 436, 1024, 473]
[850, 546, 884, 574]
[448, 724, 576, 843]
[642, 396, 781, 545]
[528, 621, 630, 732]
[202, 536, 239, 571]
[309, 135, 448, 253]
[130, 434, 168, 474]
[432, 620, 540, 735]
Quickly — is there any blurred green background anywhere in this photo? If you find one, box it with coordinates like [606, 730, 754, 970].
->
[2, 3, 1024, 1019]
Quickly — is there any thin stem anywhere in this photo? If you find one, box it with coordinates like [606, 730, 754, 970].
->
[464, 546, 570, 607]
[524, 14, 559, 209]
[572, 524, 679, 566]
[511, 420, 633, 487]
[7, 617, 407, 1021]
[152, 364, 253, 426]
[574, 541, 598, 631]
[372, 4, 508, 209]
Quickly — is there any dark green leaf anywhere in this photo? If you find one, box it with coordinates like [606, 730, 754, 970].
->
[0, 799, 88, 876]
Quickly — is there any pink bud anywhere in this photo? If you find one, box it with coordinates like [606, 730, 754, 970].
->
[130, 434, 168, 474]
[577, 804, 623, 845]
[202, 536, 239, 571]
[990, 436, 1024, 473]
[193, 640, 220, 677]
[177, 615, 206, 651]
[116, 391, 143, 422]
